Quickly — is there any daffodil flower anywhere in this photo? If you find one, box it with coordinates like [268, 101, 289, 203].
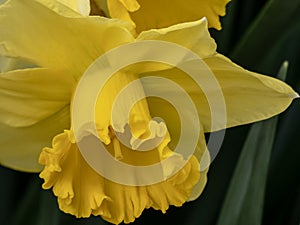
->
[93, 0, 230, 33]
[0, 0, 298, 224]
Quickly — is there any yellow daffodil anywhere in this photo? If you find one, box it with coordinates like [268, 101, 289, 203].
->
[0, 0, 298, 224]
[93, 0, 231, 33]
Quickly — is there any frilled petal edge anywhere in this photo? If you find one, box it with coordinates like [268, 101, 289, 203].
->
[39, 130, 200, 224]
[105, 0, 230, 33]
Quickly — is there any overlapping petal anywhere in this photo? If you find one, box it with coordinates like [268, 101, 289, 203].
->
[0, 106, 69, 172]
[0, 55, 36, 73]
[0, 0, 136, 128]
[137, 18, 217, 59]
[94, 71, 153, 145]
[0, 0, 134, 79]
[202, 54, 298, 131]
[0, 68, 73, 127]
[37, 0, 90, 16]
[103, 0, 230, 32]
[134, 19, 298, 132]
[39, 130, 200, 224]
[141, 58, 297, 133]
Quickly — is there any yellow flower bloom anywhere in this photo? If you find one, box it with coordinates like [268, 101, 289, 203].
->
[94, 0, 231, 33]
[0, 0, 298, 224]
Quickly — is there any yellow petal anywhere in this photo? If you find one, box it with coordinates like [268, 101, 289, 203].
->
[57, 0, 91, 16]
[189, 142, 210, 201]
[118, 0, 140, 11]
[137, 18, 217, 59]
[48, 56, 201, 223]
[142, 55, 298, 133]
[105, 0, 140, 27]
[146, 99, 209, 200]
[105, 0, 230, 33]
[37, 0, 85, 16]
[203, 54, 298, 131]
[0, 55, 36, 73]
[0, 0, 135, 79]
[106, 0, 137, 27]
[94, 71, 152, 145]
[119, 19, 216, 77]
[0, 68, 73, 127]
[134, 19, 297, 132]
[39, 130, 200, 224]
[0, 106, 69, 172]
[90, 69, 172, 164]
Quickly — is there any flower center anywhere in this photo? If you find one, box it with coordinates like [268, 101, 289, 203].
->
[108, 118, 168, 161]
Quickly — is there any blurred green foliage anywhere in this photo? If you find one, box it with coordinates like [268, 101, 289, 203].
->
[216, 62, 288, 225]
[1, 0, 300, 225]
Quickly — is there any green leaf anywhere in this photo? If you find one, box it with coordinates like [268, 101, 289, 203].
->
[230, 0, 300, 69]
[216, 62, 288, 225]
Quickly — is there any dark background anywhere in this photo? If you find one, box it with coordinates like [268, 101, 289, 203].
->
[1, 0, 299, 224]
